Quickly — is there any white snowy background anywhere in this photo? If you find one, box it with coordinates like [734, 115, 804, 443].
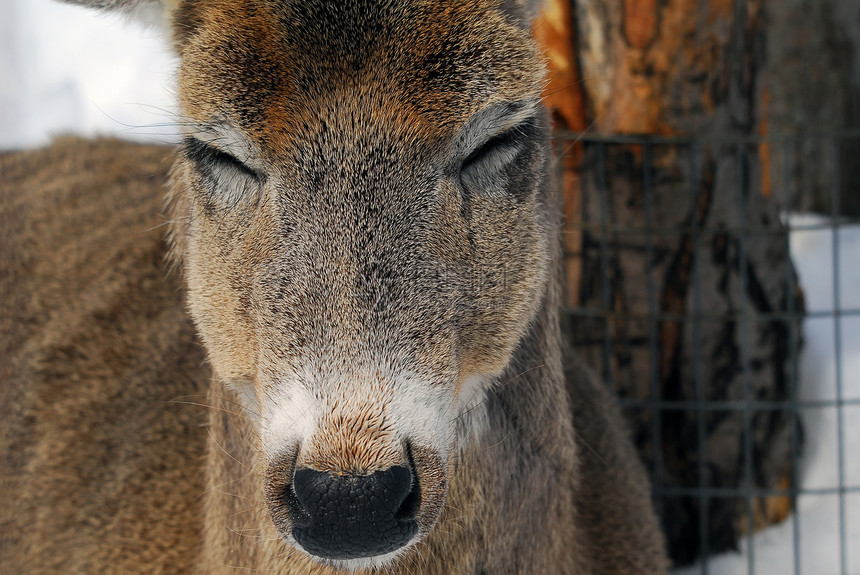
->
[2, 1, 858, 573]
[0, 0, 178, 150]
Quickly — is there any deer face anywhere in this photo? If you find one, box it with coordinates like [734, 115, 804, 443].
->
[164, 0, 550, 568]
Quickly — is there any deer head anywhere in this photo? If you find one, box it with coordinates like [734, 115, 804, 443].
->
[64, 0, 552, 569]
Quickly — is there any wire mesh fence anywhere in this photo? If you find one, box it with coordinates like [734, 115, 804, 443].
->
[555, 130, 860, 573]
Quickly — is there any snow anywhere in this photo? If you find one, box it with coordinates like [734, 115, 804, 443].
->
[677, 216, 860, 575]
[2, 2, 858, 574]
[0, 0, 177, 151]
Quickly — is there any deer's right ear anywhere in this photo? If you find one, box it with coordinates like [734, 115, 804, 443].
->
[59, 0, 172, 31]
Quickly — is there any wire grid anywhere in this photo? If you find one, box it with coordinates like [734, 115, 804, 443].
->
[554, 130, 860, 574]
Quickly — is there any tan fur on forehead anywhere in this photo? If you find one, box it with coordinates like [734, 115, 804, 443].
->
[175, 0, 545, 152]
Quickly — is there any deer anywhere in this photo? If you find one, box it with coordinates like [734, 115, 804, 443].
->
[0, 0, 669, 573]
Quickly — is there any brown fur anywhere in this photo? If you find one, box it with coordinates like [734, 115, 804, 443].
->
[0, 138, 208, 574]
[1, 1, 670, 573]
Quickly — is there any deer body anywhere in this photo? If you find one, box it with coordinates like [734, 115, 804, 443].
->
[1, 1, 668, 573]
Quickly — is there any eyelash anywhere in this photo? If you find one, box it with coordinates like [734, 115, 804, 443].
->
[458, 118, 537, 187]
[461, 127, 524, 171]
[184, 137, 261, 182]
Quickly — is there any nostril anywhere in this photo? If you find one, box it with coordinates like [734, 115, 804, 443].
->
[287, 468, 325, 526]
[282, 479, 312, 529]
[285, 465, 419, 559]
[370, 465, 414, 517]
[396, 469, 419, 519]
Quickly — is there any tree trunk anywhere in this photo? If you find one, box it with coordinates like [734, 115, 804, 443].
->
[536, 0, 806, 566]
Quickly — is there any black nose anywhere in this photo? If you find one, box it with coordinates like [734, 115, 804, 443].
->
[286, 465, 419, 560]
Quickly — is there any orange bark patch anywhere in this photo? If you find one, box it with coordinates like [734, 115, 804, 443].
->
[624, 0, 659, 49]
[737, 464, 793, 535]
[534, 0, 587, 132]
[759, 87, 772, 197]
[534, 0, 588, 307]
[605, 0, 698, 135]
[707, 0, 734, 23]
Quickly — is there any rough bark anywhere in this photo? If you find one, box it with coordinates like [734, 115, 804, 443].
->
[763, 0, 860, 216]
[534, 0, 588, 307]
[536, 0, 807, 565]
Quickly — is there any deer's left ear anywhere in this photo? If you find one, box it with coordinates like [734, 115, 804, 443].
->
[59, 0, 173, 30]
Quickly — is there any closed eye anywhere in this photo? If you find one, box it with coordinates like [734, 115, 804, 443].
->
[184, 137, 262, 182]
[462, 130, 521, 171]
[458, 118, 538, 190]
